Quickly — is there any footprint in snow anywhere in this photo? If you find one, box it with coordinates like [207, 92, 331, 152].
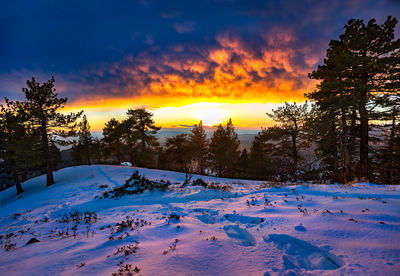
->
[223, 225, 256, 246]
[294, 224, 307, 232]
[264, 234, 343, 271]
[223, 214, 264, 226]
[196, 213, 219, 224]
[192, 208, 220, 224]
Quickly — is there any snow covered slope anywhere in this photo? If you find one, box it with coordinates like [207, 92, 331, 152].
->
[0, 165, 399, 275]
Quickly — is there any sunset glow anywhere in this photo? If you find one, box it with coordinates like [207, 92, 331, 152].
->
[192, 103, 227, 126]
[1, 1, 398, 131]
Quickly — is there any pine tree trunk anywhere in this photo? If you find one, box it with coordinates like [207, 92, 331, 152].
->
[97, 143, 101, 163]
[349, 109, 357, 180]
[385, 107, 397, 184]
[86, 143, 91, 165]
[359, 54, 369, 181]
[331, 119, 339, 183]
[13, 171, 23, 195]
[340, 106, 351, 183]
[46, 163, 55, 186]
[291, 122, 298, 181]
[41, 119, 55, 186]
[359, 101, 368, 181]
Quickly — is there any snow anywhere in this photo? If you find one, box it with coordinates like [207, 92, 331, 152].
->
[0, 165, 399, 275]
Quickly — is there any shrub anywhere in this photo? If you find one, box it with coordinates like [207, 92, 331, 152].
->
[101, 170, 170, 199]
[192, 178, 208, 187]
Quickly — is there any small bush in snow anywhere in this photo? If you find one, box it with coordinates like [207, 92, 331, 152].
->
[206, 182, 232, 191]
[4, 242, 16, 251]
[167, 214, 181, 221]
[192, 179, 232, 191]
[192, 178, 208, 187]
[100, 170, 170, 199]
[112, 216, 149, 234]
[2, 233, 16, 252]
[76, 262, 85, 268]
[163, 239, 179, 255]
[112, 262, 140, 275]
[57, 210, 98, 224]
[107, 241, 140, 257]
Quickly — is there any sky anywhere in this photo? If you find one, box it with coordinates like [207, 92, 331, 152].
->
[1, 0, 399, 131]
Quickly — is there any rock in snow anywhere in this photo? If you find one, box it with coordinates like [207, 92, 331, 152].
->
[25, 238, 40, 245]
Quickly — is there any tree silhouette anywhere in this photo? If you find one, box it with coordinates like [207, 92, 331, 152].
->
[209, 119, 240, 177]
[189, 121, 209, 174]
[0, 99, 37, 194]
[72, 114, 93, 165]
[124, 108, 160, 166]
[23, 77, 82, 186]
[102, 118, 124, 164]
[267, 102, 309, 181]
[309, 17, 400, 181]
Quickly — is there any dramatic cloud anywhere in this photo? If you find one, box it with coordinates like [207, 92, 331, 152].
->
[52, 27, 320, 108]
[1, 0, 399, 128]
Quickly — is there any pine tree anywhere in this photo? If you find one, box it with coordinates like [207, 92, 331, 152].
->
[165, 134, 193, 182]
[237, 148, 249, 178]
[23, 77, 82, 186]
[340, 17, 400, 180]
[373, 95, 400, 184]
[384, 104, 399, 184]
[305, 105, 340, 182]
[209, 124, 227, 177]
[209, 119, 240, 177]
[0, 99, 37, 194]
[102, 118, 124, 164]
[92, 137, 103, 164]
[248, 130, 277, 180]
[267, 102, 309, 181]
[165, 134, 191, 171]
[125, 108, 160, 167]
[225, 119, 240, 177]
[309, 17, 400, 181]
[308, 38, 359, 183]
[72, 114, 93, 165]
[189, 121, 208, 174]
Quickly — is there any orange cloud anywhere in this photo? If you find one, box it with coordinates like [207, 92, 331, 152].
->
[61, 28, 319, 110]
[56, 28, 320, 130]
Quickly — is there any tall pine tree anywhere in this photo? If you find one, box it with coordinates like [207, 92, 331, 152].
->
[189, 121, 209, 174]
[72, 114, 93, 165]
[125, 108, 160, 167]
[209, 119, 240, 177]
[267, 102, 309, 181]
[309, 17, 400, 181]
[102, 118, 124, 164]
[0, 99, 37, 194]
[23, 77, 82, 186]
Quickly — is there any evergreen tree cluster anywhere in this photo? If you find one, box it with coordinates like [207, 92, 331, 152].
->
[307, 16, 400, 184]
[0, 77, 82, 194]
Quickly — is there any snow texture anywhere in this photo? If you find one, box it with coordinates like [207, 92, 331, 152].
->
[0, 165, 399, 275]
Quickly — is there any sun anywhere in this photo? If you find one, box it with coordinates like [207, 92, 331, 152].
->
[192, 103, 228, 126]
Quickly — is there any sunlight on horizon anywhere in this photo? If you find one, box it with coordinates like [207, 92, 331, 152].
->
[192, 103, 228, 126]
[63, 101, 291, 131]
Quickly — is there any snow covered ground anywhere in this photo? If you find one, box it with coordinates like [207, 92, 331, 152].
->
[0, 165, 399, 275]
